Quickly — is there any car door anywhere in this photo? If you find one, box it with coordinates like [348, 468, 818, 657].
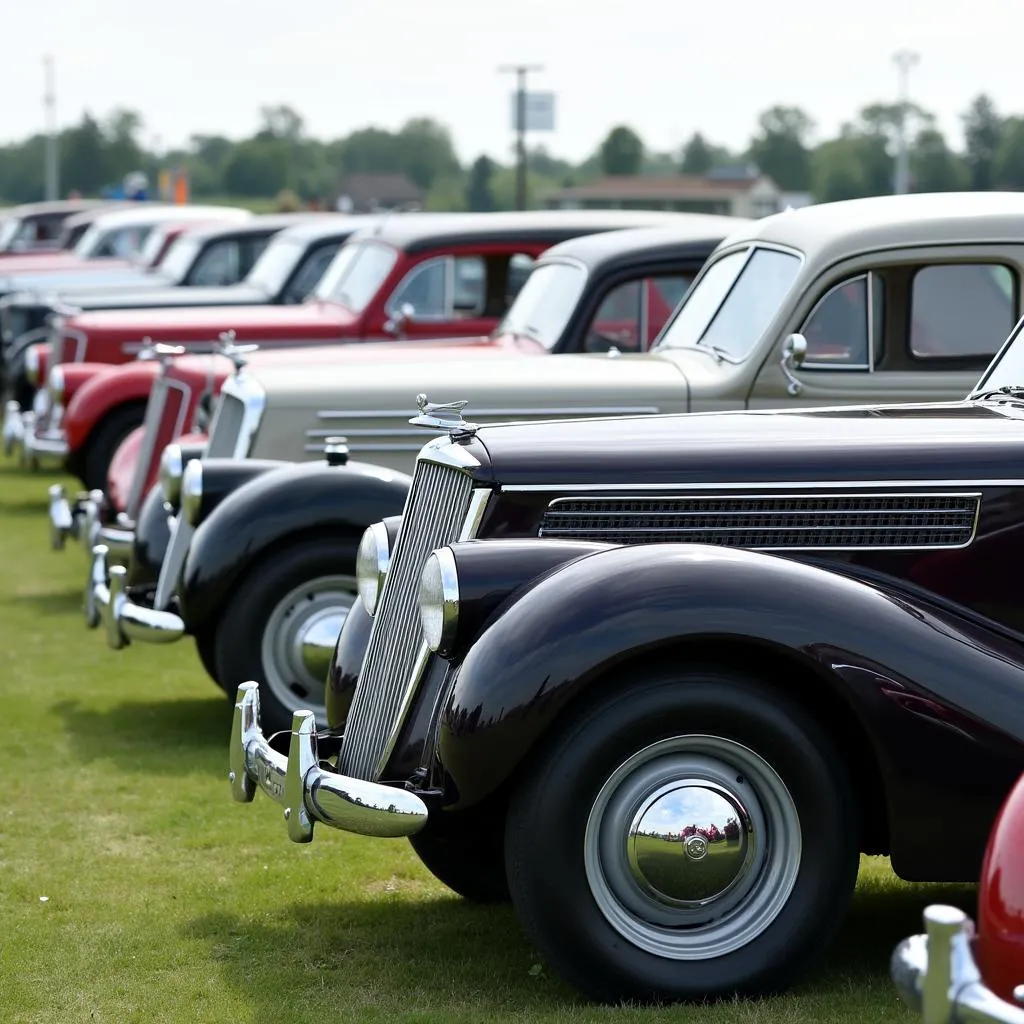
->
[745, 254, 1021, 409]
[381, 246, 544, 341]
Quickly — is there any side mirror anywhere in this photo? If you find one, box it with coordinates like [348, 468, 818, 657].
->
[780, 333, 807, 396]
[384, 302, 416, 338]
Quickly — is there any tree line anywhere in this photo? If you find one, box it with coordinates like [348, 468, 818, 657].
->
[0, 93, 1020, 210]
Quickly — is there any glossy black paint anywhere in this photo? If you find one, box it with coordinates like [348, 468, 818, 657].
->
[178, 459, 413, 629]
[125, 485, 170, 589]
[190, 458, 285, 524]
[438, 542, 1024, 880]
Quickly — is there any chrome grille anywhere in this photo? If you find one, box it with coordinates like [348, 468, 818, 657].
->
[205, 393, 245, 457]
[341, 457, 474, 781]
[124, 376, 169, 520]
[539, 493, 981, 550]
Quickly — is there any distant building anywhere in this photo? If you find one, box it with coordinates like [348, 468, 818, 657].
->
[545, 165, 785, 219]
[335, 173, 424, 214]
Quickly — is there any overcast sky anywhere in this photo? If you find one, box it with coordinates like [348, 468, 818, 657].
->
[2, 0, 1022, 164]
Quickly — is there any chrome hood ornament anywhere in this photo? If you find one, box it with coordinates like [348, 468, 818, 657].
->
[136, 337, 186, 365]
[409, 393, 478, 438]
[217, 330, 259, 371]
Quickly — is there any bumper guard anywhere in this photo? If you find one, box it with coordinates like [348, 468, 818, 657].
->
[2, 399, 24, 456]
[892, 905, 1024, 1023]
[88, 544, 185, 647]
[230, 681, 429, 842]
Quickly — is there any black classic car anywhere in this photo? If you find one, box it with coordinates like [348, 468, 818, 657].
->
[226, 326, 1024, 1002]
[88, 220, 739, 732]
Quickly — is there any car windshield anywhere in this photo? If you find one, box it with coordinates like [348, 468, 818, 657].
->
[245, 237, 305, 294]
[496, 261, 588, 349]
[656, 246, 802, 361]
[137, 226, 174, 268]
[74, 222, 152, 260]
[972, 315, 1024, 394]
[314, 239, 397, 312]
[157, 236, 202, 282]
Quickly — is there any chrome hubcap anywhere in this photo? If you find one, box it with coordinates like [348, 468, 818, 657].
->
[260, 575, 357, 725]
[584, 734, 801, 960]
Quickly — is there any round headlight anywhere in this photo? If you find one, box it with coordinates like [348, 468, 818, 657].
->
[356, 522, 391, 615]
[181, 460, 203, 526]
[47, 365, 65, 406]
[418, 548, 459, 656]
[159, 444, 184, 507]
[24, 344, 40, 386]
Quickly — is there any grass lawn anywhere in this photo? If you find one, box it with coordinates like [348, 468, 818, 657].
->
[0, 456, 974, 1023]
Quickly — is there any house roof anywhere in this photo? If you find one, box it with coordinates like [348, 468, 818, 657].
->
[550, 175, 775, 202]
[339, 173, 424, 204]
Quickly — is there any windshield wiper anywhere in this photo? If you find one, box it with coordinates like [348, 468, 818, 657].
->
[973, 385, 1024, 403]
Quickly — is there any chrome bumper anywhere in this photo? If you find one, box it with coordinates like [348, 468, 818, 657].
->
[230, 682, 429, 842]
[22, 419, 67, 468]
[49, 486, 124, 555]
[2, 399, 23, 456]
[88, 543, 185, 647]
[892, 905, 1024, 1023]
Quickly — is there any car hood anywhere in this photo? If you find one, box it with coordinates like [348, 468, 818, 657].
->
[72, 300, 354, 342]
[42, 283, 270, 311]
[471, 400, 1022, 489]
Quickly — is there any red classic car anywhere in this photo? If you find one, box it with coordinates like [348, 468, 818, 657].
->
[32, 211, 692, 489]
[892, 771, 1024, 1022]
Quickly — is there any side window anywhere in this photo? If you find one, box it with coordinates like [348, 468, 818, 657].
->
[240, 236, 271, 277]
[586, 274, 695, 353]
[388, 257, 448, 319]
[800, 274, 882, 368]
[188, 240, 241, 286]
[282, 243, 340, 304]
[452, 256, 485, 315]
[910, 264, 1016, 359]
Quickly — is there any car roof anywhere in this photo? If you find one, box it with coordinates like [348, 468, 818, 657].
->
[351, 210, 700, 253]
[82, 204, 251, 229]
[536, 216, 752, 270]
[60, 202, 141, 231]
[4, 198, 110, 219]
[171, 212, 330, 243]
[272, 213, 383, 243]
[728, 192, 1024, 268]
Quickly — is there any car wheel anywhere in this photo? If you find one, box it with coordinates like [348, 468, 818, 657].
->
[504, 666, 859, 1004]
[213, 538, 358, 736]
[409, 810, 510, 904]
[81, 404, 146, 492]
[193, 629, 219, 684]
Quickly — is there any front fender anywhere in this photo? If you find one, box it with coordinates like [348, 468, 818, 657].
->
[125, 485, 170, 589]
[178, 459, 413, 628]
[64, 361, 160, 454]
[439, 544, 1024, 878]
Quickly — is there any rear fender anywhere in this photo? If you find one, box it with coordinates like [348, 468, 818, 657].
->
[178, 459, 413, 627]
[439, 543, 1024, 879]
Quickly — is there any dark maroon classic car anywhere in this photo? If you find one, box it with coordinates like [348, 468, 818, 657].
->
[224, 313, 1024, 1004]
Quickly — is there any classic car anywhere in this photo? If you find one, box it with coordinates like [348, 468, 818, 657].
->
[79, 217, 741, 719]
[222, 347, 1024, 1002]
[29, 210, 689, 487]
[0, 213, 325, 415]
[0, 199, 111, 254]
[5, 216, 375, 475]
[892, 772, 1024, 1022]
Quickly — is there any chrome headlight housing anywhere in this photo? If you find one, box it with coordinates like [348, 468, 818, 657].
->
[47, 365, 65, 406]
[24, 344, 40, 386]
[159, 444, 184, 507]
[181, 460, 203, 526]
[356, 522, 391, 615]
[419, 548, 459, 656]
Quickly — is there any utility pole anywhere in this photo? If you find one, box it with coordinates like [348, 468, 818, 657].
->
[892, 49, 920, 195]
[43, 55, 59, 201]
[498, 63, 544, 210]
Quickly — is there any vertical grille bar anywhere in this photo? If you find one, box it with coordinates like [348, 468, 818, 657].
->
[124, 377, 169, 520]
[204, 393, 245, 457]
[340, 459, 472, 781]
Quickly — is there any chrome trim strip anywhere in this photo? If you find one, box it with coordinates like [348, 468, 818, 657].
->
[544, 490, 983, 507]
[316, 406, 660, 419]
[416, 435, 480, 470]
[153, 514, 194, 612]
[372, 485, 492, 779]
[503, 479, 1024, 492]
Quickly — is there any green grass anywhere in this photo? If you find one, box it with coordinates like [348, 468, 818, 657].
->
[0, 456, 974, 1022]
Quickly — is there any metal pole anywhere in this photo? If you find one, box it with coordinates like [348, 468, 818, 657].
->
[892, 49, 920, 195]
[498, 64, 544, 210]
[43, 55, 59, 201]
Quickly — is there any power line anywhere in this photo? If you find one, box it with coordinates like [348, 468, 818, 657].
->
[498, 64, 544, 210]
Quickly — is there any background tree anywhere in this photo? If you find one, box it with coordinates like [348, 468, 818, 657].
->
[963, 93, 1003, 191]
[746, 106, 815, 190]
[679, 132, 730, 174]
[912, 128, 968, 192]
[994, 117, 1024, 188]
[465, 155, 496, 211]
[599, 126, 644, 175]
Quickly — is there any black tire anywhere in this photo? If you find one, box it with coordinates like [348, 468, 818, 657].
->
[409, 810, 510, 904]
[504, 666, 859, 1004]
[212, 537, 359, 736]
[193, 629, 219, 685]
[81, 404, 146, 492]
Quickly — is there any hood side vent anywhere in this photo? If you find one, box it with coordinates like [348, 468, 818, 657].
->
[539, 492, 981, 550]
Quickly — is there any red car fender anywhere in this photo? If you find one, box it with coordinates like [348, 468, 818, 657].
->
[54, 362, 118, 405]
[106, 426, 145, 513]
[63, 360, 161, 454]
[977, 772, 1024, 1003]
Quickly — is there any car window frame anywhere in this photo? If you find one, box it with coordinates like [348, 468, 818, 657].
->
[797, 271, 879, 373]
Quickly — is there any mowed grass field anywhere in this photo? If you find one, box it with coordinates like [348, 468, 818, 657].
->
[0, 456, 977, 1023]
